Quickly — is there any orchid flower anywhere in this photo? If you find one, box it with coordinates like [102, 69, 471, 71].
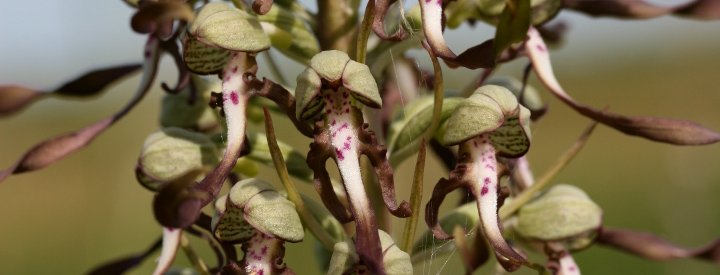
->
[212, 179, 304, 275]
[425, 85, 531, 266]
[296, 50, 411, 274]
[152, 2, 272, 229]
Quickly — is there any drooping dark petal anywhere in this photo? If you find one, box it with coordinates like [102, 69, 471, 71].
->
[598, 227, 720, 262]
[252, 0, 274, 15]
[54, 64, 143, 96]
[131, 1, 194, 35]
[357, 124, 411, 218]
[451, 39, 497, 69]
[87, 237, 162, 275]
[372, 0, 408, 41]
[0, 38, 159, 183]
[526, 27, 720, 145]
[425, 167, 471, 240]
[159, 36, 191, 94]
[307, 127, 354, 223]
[675, 0, 720, 19]
[0, 64, 141, 117]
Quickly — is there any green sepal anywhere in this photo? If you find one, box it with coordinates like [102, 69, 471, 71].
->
[227, 179, 305, 242]
[309, 50, 351, 82]
[294, 67, 323, 120]
[342, 61, 381, 109]
[189, 2, 270, 53]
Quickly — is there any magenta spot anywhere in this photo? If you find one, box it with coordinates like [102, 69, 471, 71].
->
[230, 91, 240, 105]
[331, 120, 336, 126]
[343, 92, 349, 98]
[340, 123, 348, 130]
[232, 66, 238, 73]
[344, 142, 350, 150]
[346, 136, 351, 140]
[258, 271, 264, 275]
[568, 266, 576, 271]
[473, 141, 478, 147]
[344, 107, 350, 113]
[484, 177, 491, 184]
[143, 50, 151, 58]
[480, 186, 489, 196]
[536, 44, 546, 53]
[261, 246, 268, 255]
[254, 255, 262, 261]
[326, 109, 332, 114]
[335, 149, 344, 160]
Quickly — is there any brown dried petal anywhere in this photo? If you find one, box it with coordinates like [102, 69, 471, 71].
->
[0, 86, 44, 117]
[598, 227, 720, 262]
[526, 27, 720, 145]
[565, 0, 720, 20]
[563, 0, 671, 19]
[0, 39, 159, 183]
[0, 64, 141, 117]
[675, 0, 720, 19]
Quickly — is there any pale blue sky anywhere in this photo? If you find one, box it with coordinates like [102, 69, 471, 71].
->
[0, 0, 717, 87]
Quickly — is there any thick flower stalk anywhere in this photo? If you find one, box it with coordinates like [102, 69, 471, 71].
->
[296, 50, 411, 274]
[426, 85, 532, 266]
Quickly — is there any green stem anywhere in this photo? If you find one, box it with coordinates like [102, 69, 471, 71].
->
[180, 233, 210, 275]
[262, 108, 339, 250]
[356, 0, 375, 63]
[423, 41, 444, 139]
[400, 141, 426, 252]
[499, 121, 597, 220]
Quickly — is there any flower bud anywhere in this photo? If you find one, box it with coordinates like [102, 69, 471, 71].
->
[516, 184, 603, 246]
[138, 128, 218, 190]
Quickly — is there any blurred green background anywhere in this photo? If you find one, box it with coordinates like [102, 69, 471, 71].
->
[1, 1, 719, 274]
